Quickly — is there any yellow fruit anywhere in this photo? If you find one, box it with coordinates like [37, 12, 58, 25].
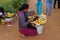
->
[33, 18, 41, 25]
[41, 21, 44, 24]
[11, 13, 14, 16]
[7, 13, 13, 17]
[44, 20, 47, 24]
[41, 20, 47, 24]
[1, 19, 6, 24]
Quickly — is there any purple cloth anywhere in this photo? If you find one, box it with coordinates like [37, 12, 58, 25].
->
[19, 28, 37, 36]
[17, 11, 22, 15]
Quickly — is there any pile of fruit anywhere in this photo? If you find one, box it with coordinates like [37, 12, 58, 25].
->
[5, 12, 14, 18]
[32, 14, 47, 25]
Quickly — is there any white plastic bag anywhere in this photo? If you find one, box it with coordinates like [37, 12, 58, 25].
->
[36, 25, 44, 34]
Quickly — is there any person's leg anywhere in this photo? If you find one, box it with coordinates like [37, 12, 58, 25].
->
[36, 2, 39, 15]
[49, 6, 52, 15]
[49, 0, 54, 15]
[19, 28, 37, 36]
[46, 1, 49, 15]
[46, 6, 48, 15]
[54, 0, 56, 8]
[39, 2, 42, 15]
[58, 0, 60, 8]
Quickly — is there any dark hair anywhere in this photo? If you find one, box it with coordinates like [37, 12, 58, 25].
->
[0, 7, 4, 12]
[0, 7, 4, 15]
[19, 4, 29, 11]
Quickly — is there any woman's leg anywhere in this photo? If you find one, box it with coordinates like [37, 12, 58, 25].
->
[36, 2, 42, 15]
[36, 2, 39, 15]
[54, 0, 56, 8]
[48, 4, 52, 15]
[46, 1, 49, 14]
[39, 2, 42, 15]
[49, 0, 54, 15]
[19, 28, 37, 36]
[46, 6, 48, 14]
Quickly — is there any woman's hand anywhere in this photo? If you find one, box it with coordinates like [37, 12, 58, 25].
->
[28, 19, 33, 23]
[31, 23, 36, 27]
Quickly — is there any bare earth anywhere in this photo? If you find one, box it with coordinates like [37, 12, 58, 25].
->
[0, 0, 60, 40]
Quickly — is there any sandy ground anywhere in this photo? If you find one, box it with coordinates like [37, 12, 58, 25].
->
[0, 0, 60, 40]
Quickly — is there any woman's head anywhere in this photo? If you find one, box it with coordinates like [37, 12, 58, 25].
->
[19, 4, 29, 12]
[0, 7, 4, 13]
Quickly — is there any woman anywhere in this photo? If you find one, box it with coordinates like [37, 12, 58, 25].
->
[18, 4, 37, 37]
[46, 0, 54, 16]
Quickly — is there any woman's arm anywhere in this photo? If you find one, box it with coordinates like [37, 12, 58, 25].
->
[19, 14, 29, 27]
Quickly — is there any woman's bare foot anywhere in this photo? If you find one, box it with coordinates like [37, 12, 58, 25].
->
[20, 34, 26, 38]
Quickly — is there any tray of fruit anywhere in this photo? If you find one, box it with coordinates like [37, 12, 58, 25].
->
[32, 14, 47, 26]
[5, 12, 14, 18]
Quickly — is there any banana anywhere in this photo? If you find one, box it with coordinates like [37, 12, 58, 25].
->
[33, 18, 41, 25]
[6, 13, 14, 17]
[41, 20, 47, 24]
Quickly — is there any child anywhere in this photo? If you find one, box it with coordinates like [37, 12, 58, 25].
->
[0, 7, 5, 22]
[36, 0, 43, 15]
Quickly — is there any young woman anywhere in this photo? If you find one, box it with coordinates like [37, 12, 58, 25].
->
[18, 4, 37, 37]
[46, 0, 54, 16]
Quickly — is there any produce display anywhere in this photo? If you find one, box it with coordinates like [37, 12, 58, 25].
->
[5, 12, 14, 18]
[32, 14, 47, 26]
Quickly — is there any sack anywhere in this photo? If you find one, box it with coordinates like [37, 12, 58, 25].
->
[35, 25, 44, 34]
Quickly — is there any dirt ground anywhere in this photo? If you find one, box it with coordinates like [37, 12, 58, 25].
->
[0, 0, 60, 40]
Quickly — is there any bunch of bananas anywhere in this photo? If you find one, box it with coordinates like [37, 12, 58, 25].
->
[33, 14, 47, 25]
[33, 18, 41, 25]
[41, 20, 47, 25]
[6, 12, 14, 17]
[33, 18, 47, 25]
